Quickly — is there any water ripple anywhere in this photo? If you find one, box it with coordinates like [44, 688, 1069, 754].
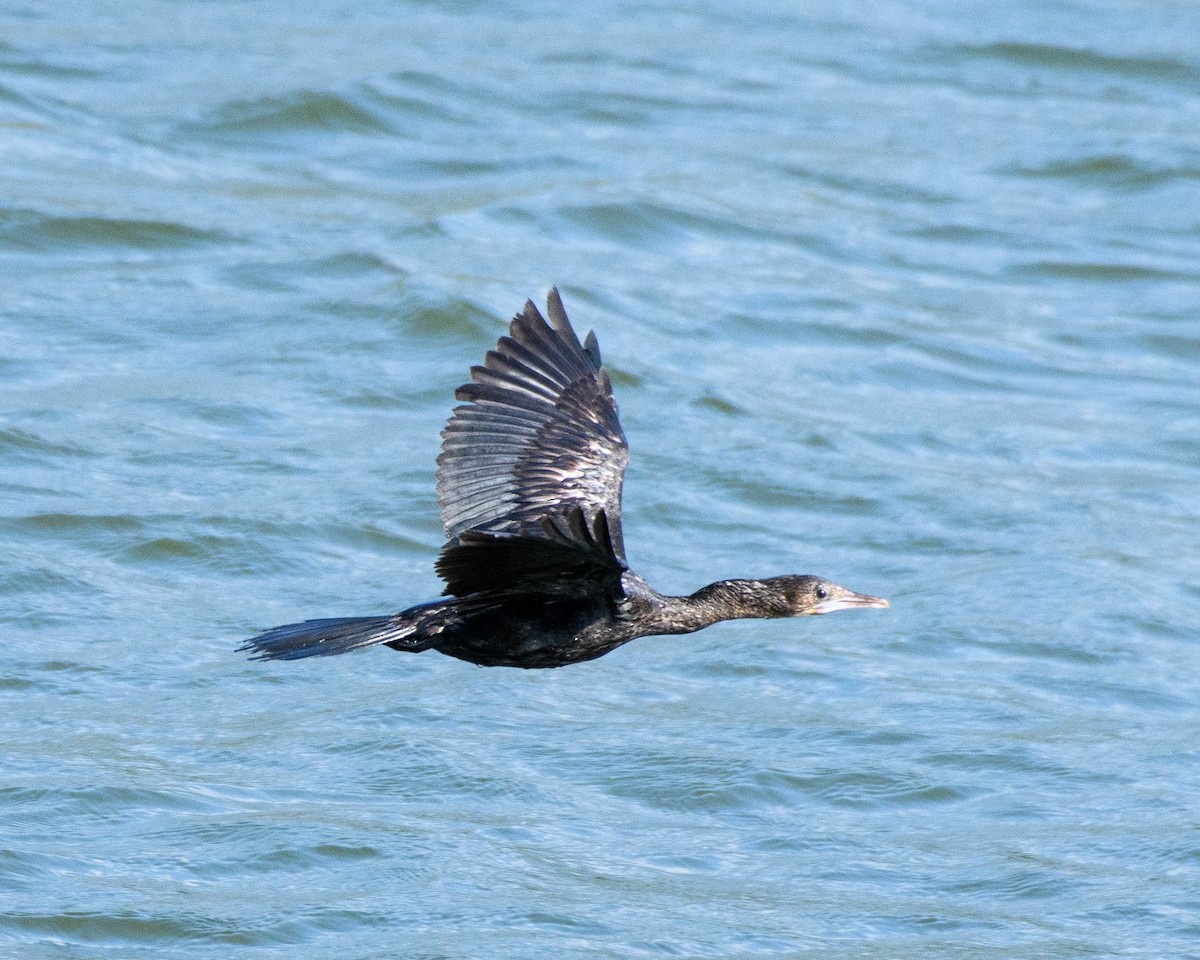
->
[1006, 154, 1200, 190]
[197, 88, 397, 139]
[0, 209, 231, 253]
[4, 3, 1200, 957]
[964, 41, 1200, 88]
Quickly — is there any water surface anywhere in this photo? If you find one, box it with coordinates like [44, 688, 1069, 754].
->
[3, 2, 1199, 957]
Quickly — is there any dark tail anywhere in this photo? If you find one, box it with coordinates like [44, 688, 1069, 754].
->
[239, 613, 436, 661]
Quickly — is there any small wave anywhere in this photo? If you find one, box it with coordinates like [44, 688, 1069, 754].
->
[368, 72, 470, 125]
[903, 223, 1015, 245]
[219, 250, 407, 296]
[961, 41, 1200, 87]
[13, 512, 144, 536]
[1011, 260, 1195, 283]
[556, 199, 809, 252]
[0, 427, 93, 460]
[196, 89, 395, 138]
[0, 209, 230, 253]
[404, 297, 500, 341]
[0, 41, 105, 80]
[0, 80, 48, 117]
[1142, 331, 1200, 358]
[785, 163, 957, 207]
[1007, 154, 1200, 190]
[782, 768, 968, 809]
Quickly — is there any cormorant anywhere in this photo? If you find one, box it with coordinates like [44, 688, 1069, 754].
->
[240, 289, 887, 669]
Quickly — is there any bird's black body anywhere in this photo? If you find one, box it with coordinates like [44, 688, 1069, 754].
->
[241, 290, 886, 669]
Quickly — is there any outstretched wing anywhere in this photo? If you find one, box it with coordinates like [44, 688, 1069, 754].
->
[436, 288, 630, 561]
[435, 506, 625, 600]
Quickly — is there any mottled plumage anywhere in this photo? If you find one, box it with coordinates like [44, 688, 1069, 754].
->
[241, 290, 887, 669]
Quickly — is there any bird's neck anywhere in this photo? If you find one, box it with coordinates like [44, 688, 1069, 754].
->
[648, 579, 789, 635]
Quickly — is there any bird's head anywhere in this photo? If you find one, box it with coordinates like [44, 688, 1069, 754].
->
[764, 575, 889, 616]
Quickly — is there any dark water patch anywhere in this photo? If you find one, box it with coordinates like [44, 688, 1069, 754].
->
[1006, 154, 1200, 190]
[120, 535, 240, 564]
[195, 88, 396, 139]
[2, 658, 105, 692]
[1011, 260, 1195, 283]
[139, 814, 325, 854]
[368, 69, 499, 126]
[318, 520, 430, 555]
[357, 746, 540, 803]
[7, 514, 332, 576]
[384, 67, 486, 106]
[364, 86, 462, 126]
[0, 847, 61, 889]
[0, 908, 387, 948]
[413, 157, 510, 177]
[839, 727, 927, 749]
[0, 79, 50, 117]
[685, 658, 771, 680]
[556, 201, 699, 248]
[788, 769, 967, 809]
[564, 91, 717, 128]
[579, 748, 967, 812]
[1, 783, 216, 819]
[923, 747, 1076, 778]
[875, 340, 1091, 397]
[519, 911, 615, 937]
[542, 48, 704, 84]
[291, 297, 407, 330]
[555, 199, 809, 252]
[708, 471, 882, 516]
[1141, 331, 1200, 358]
[407, 153, 578, 187]
[35, 659, 103, 674]
[788, 318, 905, 349]
[949, 863, 1085, 902]
[0, 43, 104, 80]
[486, 204, 540, 229]
[783, 163, 958, 207]
[1, 566, 95, 598]
[220, 250, 406, 294]
[306, 250, 405, 277]
[0, 209, 231, 254]
[188, 842, 381, 879]
[117, 528, 332, 576]
[601, 365, 641, 391]
[0, 426, 93, 460]
[692, 392, 745, 417]
[402, 297, 495, 341]
[10, 512, 144, 538]
[989, 636, 1116, 667]
[587, 752, 753, 810]
[338, 388, 411, 410]
[960, 42, 1200, 88]
[1, 912, 204, 947]
[181, 396, 277, 431]
[903, 222, 1019, 246]
[573, 102, 655, 128]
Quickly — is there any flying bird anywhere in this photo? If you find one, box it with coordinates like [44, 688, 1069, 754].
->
[240, 290, 887, 668]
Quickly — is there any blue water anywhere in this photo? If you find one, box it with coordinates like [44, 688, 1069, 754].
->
[4, 2, 1200, 956]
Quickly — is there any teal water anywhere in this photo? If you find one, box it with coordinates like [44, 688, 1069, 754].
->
[4, 2, 1200, 956]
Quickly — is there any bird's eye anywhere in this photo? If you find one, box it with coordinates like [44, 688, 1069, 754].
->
[815, 586, 827, 600]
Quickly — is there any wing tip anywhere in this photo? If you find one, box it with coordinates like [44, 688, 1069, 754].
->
[516, 298, 545, 328]
[583, 329, 601, 366]
[546, 286, 567, 329]
[545, 287, 586, 349]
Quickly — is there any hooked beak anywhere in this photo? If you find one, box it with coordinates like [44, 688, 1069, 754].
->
[810, 591, 889, 615]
